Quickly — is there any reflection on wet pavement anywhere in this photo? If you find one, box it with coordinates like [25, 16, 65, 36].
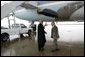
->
[1, 36, 84, 56]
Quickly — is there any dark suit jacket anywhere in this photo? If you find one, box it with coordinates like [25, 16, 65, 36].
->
[38, 23, 46, 44]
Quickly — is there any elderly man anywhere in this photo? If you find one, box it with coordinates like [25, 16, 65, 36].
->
[51, 22, 60, 52]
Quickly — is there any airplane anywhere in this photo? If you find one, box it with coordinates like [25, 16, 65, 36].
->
[1, 1, 84, 22]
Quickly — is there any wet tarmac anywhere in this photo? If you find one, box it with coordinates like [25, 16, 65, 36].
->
[1, 36, 84, 56]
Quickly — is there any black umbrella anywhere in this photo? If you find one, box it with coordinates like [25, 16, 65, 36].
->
[38, 9, 58, 18]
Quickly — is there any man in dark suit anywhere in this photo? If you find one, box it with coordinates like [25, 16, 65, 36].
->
[38, 20, 46, 51]
[51, 22, 60, 52]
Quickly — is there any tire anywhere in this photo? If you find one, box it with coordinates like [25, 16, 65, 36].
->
[1, 33, 9, 42]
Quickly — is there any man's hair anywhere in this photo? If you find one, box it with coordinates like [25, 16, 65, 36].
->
[39, 20, 43, 24]
[51, 21, 55, 25]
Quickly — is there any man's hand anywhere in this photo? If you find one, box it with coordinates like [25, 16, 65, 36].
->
[44, 31, 47, 34]
[57, 35, 60, 39]
[45, 32, 47, 34]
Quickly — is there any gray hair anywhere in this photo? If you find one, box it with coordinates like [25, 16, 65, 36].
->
[51, 21, 55, 25]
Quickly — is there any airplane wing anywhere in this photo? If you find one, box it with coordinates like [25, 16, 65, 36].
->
[14, 1, 84, 21]
[38, 1, 84, 21]
[14, 9, 55, 21]
[2, 1, 84, 21]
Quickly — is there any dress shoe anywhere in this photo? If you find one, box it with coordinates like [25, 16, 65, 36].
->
[51, 49, 60, 52]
